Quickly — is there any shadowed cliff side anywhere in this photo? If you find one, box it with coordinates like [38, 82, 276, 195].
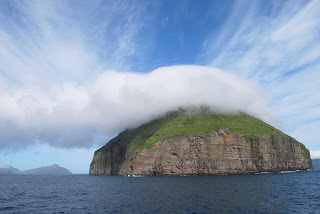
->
[90, 110, 313, 176]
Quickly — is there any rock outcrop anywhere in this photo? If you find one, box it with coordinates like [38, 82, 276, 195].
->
[90, 112, 313, 176]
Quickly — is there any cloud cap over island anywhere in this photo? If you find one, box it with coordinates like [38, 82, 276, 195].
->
[1, 1, 319, 173]
[0, 65, 274, 149]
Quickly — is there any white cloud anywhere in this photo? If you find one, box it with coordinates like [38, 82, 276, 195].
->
[0, 65, 273, 149]
[0, 163, 10, 168]
[0, 0, 148, 86]
[161, 16, 169, 28]
[207, 0, 320, 81]
[0, 0, 154, 150]
[201, 0, 320, 150]
[1, 0, 318, 154]
[310, 151, 320, 160]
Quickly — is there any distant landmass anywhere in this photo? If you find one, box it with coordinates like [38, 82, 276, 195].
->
[0, 167, 21, 175]
[0, 164, 72, 175]
[90, 109, 313, 176]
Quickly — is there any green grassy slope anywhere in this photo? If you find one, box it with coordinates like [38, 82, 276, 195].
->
[98, 110, 305, 160]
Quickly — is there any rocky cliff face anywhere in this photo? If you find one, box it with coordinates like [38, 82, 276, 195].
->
[90, 128, 312, 175]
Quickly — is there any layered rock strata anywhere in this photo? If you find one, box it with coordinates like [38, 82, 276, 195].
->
[90, 128, 312, 175]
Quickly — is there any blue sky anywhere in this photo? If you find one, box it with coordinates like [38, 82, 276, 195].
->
[0, 0, 319, 173]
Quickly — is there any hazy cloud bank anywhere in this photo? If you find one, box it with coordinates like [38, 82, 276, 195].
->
[0, 65, 273, 149]
[310, 151, 320, 160]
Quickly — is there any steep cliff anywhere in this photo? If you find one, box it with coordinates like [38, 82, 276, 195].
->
[90, 111, 313, 175]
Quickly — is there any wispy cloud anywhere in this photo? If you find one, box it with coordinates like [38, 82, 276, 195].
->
[205, 1, 320, 80]
[161, 16, 169, 28]
[0, 0, 148, 85]
[202, 0, 320, 150]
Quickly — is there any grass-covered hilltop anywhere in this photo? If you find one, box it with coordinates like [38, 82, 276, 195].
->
[90, 108, 313, 176]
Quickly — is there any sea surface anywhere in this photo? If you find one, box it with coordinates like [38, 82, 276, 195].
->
[1, 160, 320, 214]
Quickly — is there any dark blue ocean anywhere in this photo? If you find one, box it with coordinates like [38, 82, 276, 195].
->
[1, 160, 320, 214]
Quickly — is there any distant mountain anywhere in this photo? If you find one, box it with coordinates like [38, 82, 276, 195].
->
[0, 164, 72, 175]
[0, 167, 21, 175]
[22, 164, 72, 175]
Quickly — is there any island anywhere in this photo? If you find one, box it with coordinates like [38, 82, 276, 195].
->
[90, 109, 313, 176]
[0, 164, 72, 175]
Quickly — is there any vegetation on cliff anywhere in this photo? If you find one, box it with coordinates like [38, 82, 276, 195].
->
[90, 108, 313, 175]
[97, 109, 307, 163]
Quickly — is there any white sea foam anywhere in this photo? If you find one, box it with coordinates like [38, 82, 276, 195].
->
[255, 172, 270, 175]
[279, 171, 297, 173]
[132, 175, 144, 177]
